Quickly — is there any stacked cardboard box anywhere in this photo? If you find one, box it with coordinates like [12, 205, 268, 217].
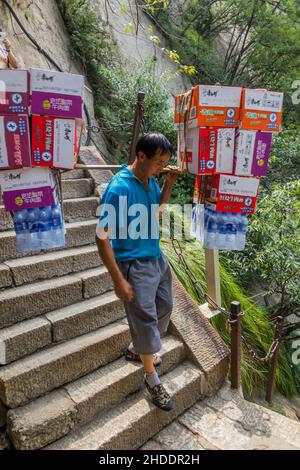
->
[175, 84, 283, 249]
[0, 70, 31, 170]
[0, 68, 85, 253]
[30, 68, 84, 170]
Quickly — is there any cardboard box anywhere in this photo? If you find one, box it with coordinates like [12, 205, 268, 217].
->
[0, 69, 30, 115]
[0, 167, 57, 212]
[189, 85, 242, 128]
[240, 89, 283, 132]
[30, 68, 84, 119]
[32, 116, 80, 169]
[234, 130, 272, 177]
[174, 88, 196, 130]
[178, 127, 235, 175]
[0, 115, 31, 170]
[207, 174, 260, 214]
[193, 175, 214, 203]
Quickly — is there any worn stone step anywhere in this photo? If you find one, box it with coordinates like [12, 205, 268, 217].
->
[0, 266, 112, 329]
[7, 336, 185, 450]
[0, 197, 98, 232]
[62, 179, 94, 199]
[46, 362, 204, 450]
[0, 219, 97, 263]
[0, 321, 130, 409]
[0, 208, 12, 231]
[46, 291, 124, 343]
[0, 317, 52, 366]
[61, 169, 86, 180]
[0, 264, 12, 289]
[0, 290, 121, 365]
[63, 197, 99, 223]
[4, 245, 101, 287]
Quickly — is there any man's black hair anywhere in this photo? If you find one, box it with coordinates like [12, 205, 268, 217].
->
[136, 133, 173, 159]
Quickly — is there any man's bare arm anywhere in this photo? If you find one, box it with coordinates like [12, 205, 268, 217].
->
[159, 167, 179, 208]
[95, 229, 133, 301]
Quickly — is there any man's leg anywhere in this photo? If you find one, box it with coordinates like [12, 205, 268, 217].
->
[119, 259, 174, 411]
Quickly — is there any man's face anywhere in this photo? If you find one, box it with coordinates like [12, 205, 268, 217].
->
[138, 150, 171, 177]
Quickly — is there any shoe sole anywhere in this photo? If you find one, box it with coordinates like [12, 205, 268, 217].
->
[125, 351, 162, 367]
[152, 399, 174, 412]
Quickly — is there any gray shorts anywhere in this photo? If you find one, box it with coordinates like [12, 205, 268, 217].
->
[117, 251, 173, 355]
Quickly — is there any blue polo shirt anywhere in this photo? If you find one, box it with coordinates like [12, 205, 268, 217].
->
[98, 165, 162, 261]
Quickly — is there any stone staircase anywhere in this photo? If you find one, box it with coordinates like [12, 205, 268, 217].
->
[0, 147, 229, 450]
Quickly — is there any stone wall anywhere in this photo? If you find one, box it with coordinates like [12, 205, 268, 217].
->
[88, 0, 191, 103]
[0, 0, 112, 162]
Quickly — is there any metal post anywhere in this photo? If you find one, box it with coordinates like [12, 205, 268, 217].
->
[230, 301, 242, 389]
[128, 92, 145, 164]
[266, 315, 283, 405]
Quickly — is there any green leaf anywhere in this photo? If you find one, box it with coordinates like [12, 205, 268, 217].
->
[124, 24, 135, 34]
[120, 3, 128, 16]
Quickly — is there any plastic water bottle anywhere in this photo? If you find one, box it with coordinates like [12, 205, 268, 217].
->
[236, 214, 248, 250]
[224, 213, 238, 250]
[191, 205, 196, 238]
[39, 207, 52, 249]
[50, 205, 65, 248]
[14, 211, 29, 253]
[204, 208, 210, 230]
[204, 211, 218, 249]
[195, 204, 204, 243]
[27, 208, 42, 251]
[217, 212, 227, 249]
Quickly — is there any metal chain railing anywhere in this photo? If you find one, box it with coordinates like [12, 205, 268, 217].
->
[171, 238, 205, 300]
[171, 242, 283, 403]
[241, 335, 280, 364]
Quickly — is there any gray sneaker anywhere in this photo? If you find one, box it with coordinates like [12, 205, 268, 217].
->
[144, 378, 174, 412]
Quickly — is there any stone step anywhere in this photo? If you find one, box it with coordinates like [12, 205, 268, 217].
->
[0, 266, 112, 329]
[0, 321, 131, 409]
[46, 362, 204, 450]
[63, 197, 99, 223]
[0, 317, 52, 366]
[4, 245, 101, 287]
[45, 291, 124, 343]
[61, 169, 86, 180]
[7, 336, 185, 450]
[0, 264, 12, 289]
[62, 179, 94, 199]
[0, 208, 13, 232]
[0, 219, 97, 263]
[0, 291, 123, 365]
[0, 197, 98, 232]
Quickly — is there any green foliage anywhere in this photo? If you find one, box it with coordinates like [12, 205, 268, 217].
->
[96, 60, 176, 161]
[56, 0, 117, 123]
[144, 0, 300, 126]
[225, 180, 300, 334]
[261, 130, 300, 192]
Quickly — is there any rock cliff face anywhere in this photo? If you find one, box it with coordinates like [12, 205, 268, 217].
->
[88, 0, 191, 101]
[0, 0, 191, 158]
[0, 0, 110, 160]
[1, 0, 190, 109]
